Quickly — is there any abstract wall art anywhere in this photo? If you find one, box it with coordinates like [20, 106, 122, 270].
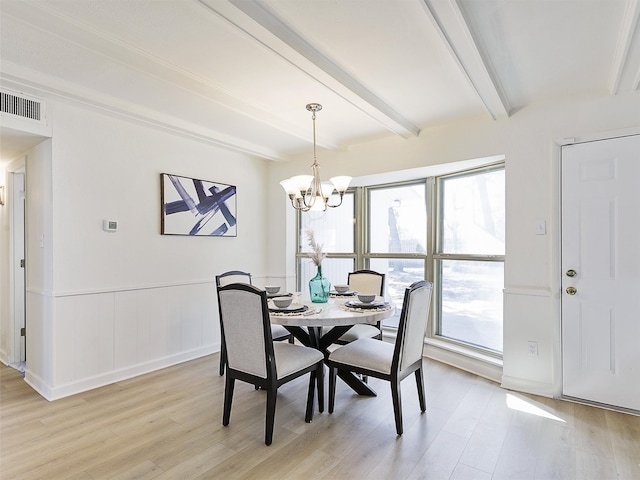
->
[161, 173, 237, 236]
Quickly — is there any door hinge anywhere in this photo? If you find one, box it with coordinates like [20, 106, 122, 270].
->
[20, 328, 26, 337]
[20, 259, 25, 268]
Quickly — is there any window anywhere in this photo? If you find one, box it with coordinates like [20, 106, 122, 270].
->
[367, 182, 427, 328]
[295, 163, 505, 355]
[297, 192, 356, 298]
[435, 167, 505, 353]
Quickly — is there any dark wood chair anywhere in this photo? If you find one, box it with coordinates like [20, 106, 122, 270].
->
[327, 280, 433, 435]
[217, 283, 324, 445]
[215, 271, 293, 375]
[335, 269, 386, 344]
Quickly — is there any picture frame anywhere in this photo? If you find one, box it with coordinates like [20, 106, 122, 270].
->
[160, 173, 237, 236]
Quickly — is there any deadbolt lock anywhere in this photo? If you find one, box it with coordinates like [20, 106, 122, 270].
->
[566, 286, 577, 295]
[566, 269, 577, 277]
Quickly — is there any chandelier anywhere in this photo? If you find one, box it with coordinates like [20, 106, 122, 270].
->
[280, 103, 351, 212]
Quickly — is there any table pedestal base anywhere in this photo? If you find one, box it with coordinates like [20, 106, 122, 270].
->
[284, 325, 378, 401]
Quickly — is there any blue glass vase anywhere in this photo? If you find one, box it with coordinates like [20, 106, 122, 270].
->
[309, 265, 331, 303]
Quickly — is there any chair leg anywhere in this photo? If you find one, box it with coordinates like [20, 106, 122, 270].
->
[317, 363, 324, 413]
[305, 371, 316, 423]
[265, 387, 277, 446]
[222, 376, 235, 426]
[328, 366, 337, 414]
[415, 368, 426, 412]
[219, 342, 226, 376]
[391, 378, 403, 435]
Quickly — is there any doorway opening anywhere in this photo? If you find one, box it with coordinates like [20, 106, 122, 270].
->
[8, 170, 26, 376]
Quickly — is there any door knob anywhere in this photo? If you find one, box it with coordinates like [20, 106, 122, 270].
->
[566, 269, 577, 277]
[566, 286, 577, 295]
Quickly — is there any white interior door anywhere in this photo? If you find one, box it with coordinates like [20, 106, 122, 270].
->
[561, 134, 640, 411]
[11, 172, 26, 363]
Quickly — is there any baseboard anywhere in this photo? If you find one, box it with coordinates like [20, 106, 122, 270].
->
[24, 370, 52, 399]
[27, 345, 218, 401]
[0, 348, 8, 367]
[501, 375, 555, 398]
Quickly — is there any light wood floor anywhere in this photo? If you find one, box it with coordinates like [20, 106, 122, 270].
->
[1, 355, 639, 480]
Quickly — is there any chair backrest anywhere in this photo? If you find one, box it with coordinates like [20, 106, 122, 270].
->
[393, 281, 433, 373]
[216, 270, 252, 287]
[348, 269, 385, 296]
[217, 283, 274, 379]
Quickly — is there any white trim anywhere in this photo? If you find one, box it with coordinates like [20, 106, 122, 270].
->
[0, 348, 9, 366]
[25, 345, 218, 401]
[27, 275, 294, 298]
[556, 126, 640, 147]
[27, 278, 217, 298]
[501, 375, 555, 398]
[424, 339, 502, 384]
[413, 337, 503, 384]
[351, 155, 504, 187]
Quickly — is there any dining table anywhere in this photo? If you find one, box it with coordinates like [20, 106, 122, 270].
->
[269, 294, 394, 410]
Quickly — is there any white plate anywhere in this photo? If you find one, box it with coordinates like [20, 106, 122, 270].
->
[345, 300, 386, 309]
[268, 304, 307, 313]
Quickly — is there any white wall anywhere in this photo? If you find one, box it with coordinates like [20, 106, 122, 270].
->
[267, 92, 640, 398]
[9, 100, 270, 400]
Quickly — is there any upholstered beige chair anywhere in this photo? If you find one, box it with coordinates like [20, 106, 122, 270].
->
[218, 283, 324, 445]
[216, 271, 293, 375]
[327, 280, 433, 435]
[335, 269, 386, 344]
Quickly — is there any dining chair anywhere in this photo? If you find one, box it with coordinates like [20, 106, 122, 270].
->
[335, 269, 386, 344]
[217, 283, 324, 445]
[327, 280, 433, 435]
[216, 270, 293, 375]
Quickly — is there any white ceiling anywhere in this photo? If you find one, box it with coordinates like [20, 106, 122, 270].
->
[1, 0, 639, 162]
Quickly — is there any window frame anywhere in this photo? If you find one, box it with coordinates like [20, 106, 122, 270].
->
[432, 164, 505, 357]
[295, 162, 505, 357]
[295, 190, 357, 295]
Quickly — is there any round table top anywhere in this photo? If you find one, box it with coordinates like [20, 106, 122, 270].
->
[269, 297, 393, 327]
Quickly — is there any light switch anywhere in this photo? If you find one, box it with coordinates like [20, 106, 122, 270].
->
[535, 220, 546, 235]
[103, 220, 118, 232]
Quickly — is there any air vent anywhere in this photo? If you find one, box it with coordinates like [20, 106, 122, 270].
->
[1, 90, 44, 122]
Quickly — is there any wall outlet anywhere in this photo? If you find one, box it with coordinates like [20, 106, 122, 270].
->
[528, 341, 538, 357]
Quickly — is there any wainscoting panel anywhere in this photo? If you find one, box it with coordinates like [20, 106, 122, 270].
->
[28, 281, 219, 400]
[502, 287, 559, 398]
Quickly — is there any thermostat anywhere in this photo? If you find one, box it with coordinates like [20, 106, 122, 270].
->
[103, 220, 118, 232]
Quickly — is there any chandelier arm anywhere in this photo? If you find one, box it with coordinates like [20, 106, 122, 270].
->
[325, 192, 346, 208]
[288, 194, 311, 212]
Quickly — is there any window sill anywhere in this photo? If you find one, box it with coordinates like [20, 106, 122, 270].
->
[424, 336, 503, 384]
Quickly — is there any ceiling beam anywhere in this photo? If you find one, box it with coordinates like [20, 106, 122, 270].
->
[201, 0, 419, 138]
[609, 0, 640, 94]
[419, 0, 511, 120]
